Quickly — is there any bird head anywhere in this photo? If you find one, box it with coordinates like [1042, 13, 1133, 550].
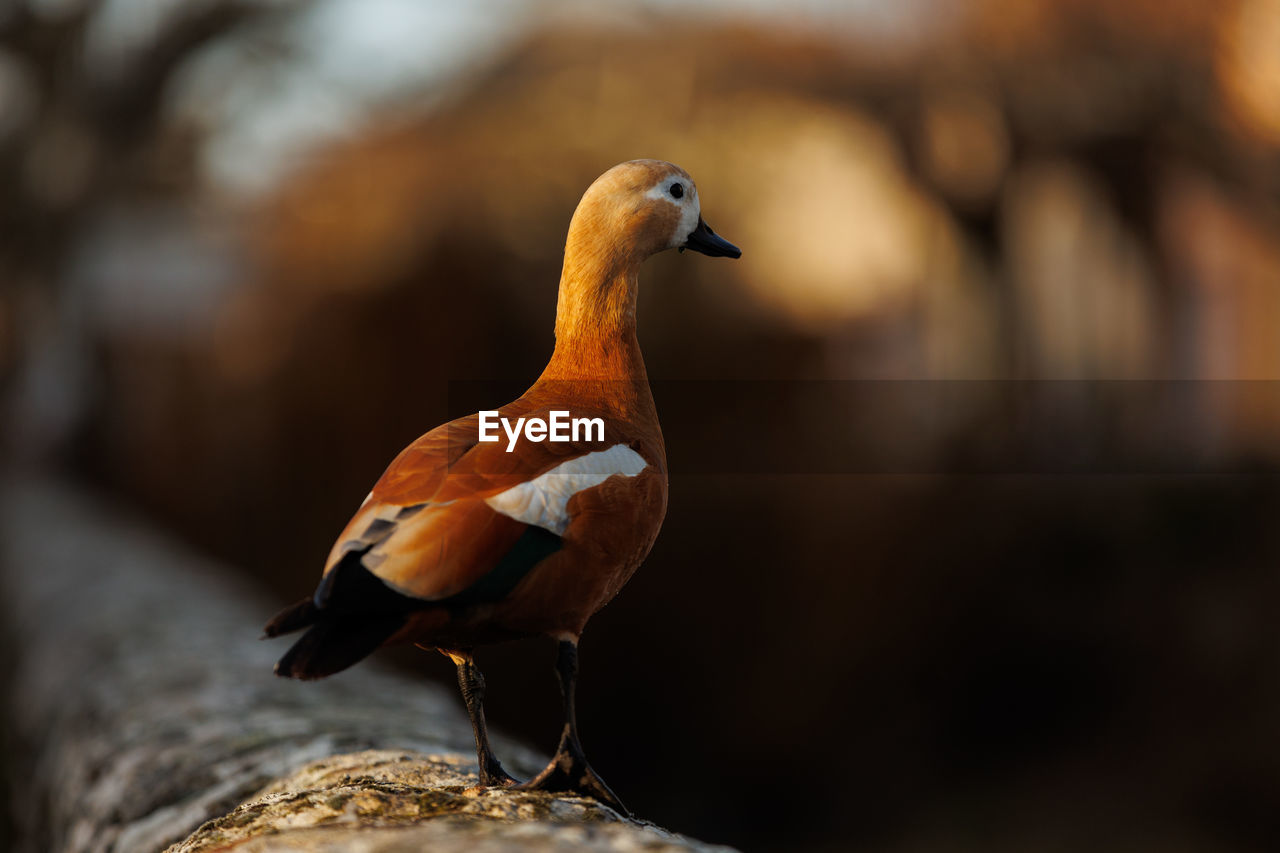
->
[568, 160, 741, 266]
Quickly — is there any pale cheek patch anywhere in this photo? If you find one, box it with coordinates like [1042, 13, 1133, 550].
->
[644, 182, 701, 249]
[484, 444, 648, 535]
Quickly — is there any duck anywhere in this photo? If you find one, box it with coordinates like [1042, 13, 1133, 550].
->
[263, 159, 740, 816]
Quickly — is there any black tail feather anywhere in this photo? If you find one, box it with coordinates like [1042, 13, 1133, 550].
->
[266, 553, 429, 679]
[262, 596, 320, 638]
[273, 614, 408, 680]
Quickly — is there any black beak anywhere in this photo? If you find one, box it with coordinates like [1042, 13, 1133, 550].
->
[681, 217, 741, 258]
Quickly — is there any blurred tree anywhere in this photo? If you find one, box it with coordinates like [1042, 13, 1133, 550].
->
[4, 2, 1280, 850]
[0, 0, 297, 456]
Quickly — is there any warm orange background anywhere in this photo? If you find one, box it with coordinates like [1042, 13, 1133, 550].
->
[4, 1, 1280, 849]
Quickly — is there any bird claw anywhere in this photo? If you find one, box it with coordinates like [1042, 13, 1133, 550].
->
[478, 761, 519, 788]
[514, 734, 629, 817]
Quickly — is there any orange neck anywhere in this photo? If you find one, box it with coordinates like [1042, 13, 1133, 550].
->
[545, 293, 643, 380]
[542, 227, 647, 383]
[536, 241, 656, 425]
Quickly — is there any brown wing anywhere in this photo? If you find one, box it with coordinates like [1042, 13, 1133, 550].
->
[321, 403, 657, 604]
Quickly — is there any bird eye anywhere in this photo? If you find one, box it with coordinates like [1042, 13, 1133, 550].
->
[669, 183, 684, 199]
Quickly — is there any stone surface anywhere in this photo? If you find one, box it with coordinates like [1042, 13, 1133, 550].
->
[0, 478, 733, 853]
[171, 750, 726, 852]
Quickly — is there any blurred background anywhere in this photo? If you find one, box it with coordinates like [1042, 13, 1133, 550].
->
[3, 0, 1280, 849]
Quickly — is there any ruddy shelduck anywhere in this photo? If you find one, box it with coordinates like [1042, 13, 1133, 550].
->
[265, 159, 740, 814]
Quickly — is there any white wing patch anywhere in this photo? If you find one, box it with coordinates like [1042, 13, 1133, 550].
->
[485, 444, 648, 535]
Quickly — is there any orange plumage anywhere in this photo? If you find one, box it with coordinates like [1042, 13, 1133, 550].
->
[264, 159, 739, 814]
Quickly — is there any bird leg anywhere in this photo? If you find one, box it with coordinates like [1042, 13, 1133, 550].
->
[442, 648, 517, 787]
[516, 639, 629, 816]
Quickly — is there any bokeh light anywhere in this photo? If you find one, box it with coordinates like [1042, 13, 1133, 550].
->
[4, 1, 1280, 850]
